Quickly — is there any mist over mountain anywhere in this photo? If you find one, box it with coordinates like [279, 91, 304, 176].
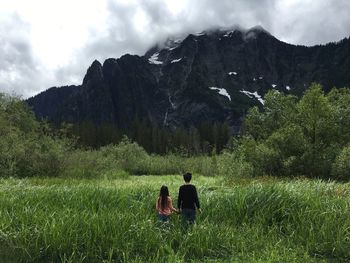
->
[27, 26, 350, 132]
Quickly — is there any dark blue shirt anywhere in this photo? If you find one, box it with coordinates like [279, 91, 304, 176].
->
[177, 184, 200, 210]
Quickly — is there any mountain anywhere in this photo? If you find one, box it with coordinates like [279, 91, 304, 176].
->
[27, 26, 350, 132]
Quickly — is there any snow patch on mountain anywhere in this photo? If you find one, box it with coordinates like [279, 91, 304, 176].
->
[148, 53, 163, 65]
[209, 87, 231, 101]
[223, 30, 234, 37]
[240, 90, 264, 105]
[171, 58, 182, 63]
[168, 46, 178, 51]
[228, 72, 238, 75]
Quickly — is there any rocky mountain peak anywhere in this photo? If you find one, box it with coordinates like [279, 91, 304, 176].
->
[83, 59, 103, 85]
[27, 26, 350, 132]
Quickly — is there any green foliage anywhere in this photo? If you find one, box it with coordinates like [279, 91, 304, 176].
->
[241, 84, 350, 179]
[327, 88, 350, 144]
[332, 146, 350, 180]
[58, 137, 219, 178]
[217, 151, 254, 179]
[60, 149, 120, 179]
[101, 136, 148, 174]
[266, 124, 308, 175]
[0, 94, 69, 177]
[244, 90, 298, 139]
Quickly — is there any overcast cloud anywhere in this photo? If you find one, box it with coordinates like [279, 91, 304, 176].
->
[1, 0, 350, 98]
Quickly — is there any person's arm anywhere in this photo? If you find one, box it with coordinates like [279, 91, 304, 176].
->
[156, 197, 160, 211]
[177, 187, 182, 209]
[168, 197, 178, 213]
[194, 186, 200, 210]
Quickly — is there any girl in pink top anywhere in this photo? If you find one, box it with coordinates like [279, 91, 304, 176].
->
[156, 185, 178, 222]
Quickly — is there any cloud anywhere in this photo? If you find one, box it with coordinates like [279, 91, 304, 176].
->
[0, 13, 48, 98]
[80, 0, 277, 65]
[273, 0, 350, 45]
[0, 0, 350, 98]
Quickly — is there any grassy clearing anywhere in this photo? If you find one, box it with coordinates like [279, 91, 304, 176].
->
[0, 175, 350, 262]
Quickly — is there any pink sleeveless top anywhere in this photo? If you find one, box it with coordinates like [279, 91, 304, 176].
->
[156, 196, 174, 216]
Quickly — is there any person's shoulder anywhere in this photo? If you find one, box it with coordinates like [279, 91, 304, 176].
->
[187, 184, 197, 191]
[181, 184, 196, 190]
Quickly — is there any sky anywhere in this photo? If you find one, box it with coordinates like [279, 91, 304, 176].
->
[1, 0, 350, 98]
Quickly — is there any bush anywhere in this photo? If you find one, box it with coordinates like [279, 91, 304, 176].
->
[266, 124, 308, 176]
[233, 137, 277, 176]
[99, 139, 217, 176]
[0, 94, 69, 177]
[100, 137, 149, 174]
[241, 84, 350, 180]
[20, 136, 68, 177]
[0, 134, 67, 178]
[217, 151, 254, 179]
[61, 149, 120, 179]
[332, 146, 350, 180]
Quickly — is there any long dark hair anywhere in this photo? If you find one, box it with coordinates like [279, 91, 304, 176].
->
[159, 185, 169, 209]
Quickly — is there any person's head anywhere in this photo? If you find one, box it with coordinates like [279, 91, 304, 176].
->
[159, 185, 169, 209]
[159, 185, 169, 197]
[183, 172, 192, 183]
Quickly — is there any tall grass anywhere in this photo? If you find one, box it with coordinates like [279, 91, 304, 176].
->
[0, 176, 349, 262]
[60, 140, 240, 179]
[61, 146, 219, 178]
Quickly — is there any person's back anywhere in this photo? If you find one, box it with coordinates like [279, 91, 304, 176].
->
[156, 185, 178, 222]
[156, 196, 174, 215]
[177, 172, 200, 223]
[178, 184, 200, 210]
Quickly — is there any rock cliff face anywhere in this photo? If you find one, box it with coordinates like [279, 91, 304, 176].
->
[27, 26, 350, 131]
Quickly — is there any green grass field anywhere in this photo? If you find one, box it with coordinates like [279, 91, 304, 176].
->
[0, 175, 350, 262]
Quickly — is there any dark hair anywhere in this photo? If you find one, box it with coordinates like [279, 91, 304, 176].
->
[183, 172, 192, 183]
[159, 185, 169, 209]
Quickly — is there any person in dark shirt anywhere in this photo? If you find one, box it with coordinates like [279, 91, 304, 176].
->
[177, 172, 201, 223]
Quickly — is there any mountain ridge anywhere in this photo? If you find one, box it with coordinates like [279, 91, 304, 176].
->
[27, 26, 350, 131]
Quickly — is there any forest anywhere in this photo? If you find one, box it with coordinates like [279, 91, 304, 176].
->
[1, 83, 349, 180]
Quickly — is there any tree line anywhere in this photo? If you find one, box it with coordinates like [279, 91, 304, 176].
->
[66, 119, 230, 155]
[1, 83, 349, 180]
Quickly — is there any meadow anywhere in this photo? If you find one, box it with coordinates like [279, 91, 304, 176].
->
[1, 174, 349, 262]
[1, 67, 350, 263]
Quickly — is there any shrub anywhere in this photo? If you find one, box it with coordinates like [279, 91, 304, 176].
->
[61, 149, 120, 179]
[332, 146, 350, 180]
[234, 137, 277, 176]
[100, 137, 149, 174]
[266, 124, 308, 175]
[0, 94, 69, 177]
[241, 84, 350, 180]
[217, 151, 254, 179]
